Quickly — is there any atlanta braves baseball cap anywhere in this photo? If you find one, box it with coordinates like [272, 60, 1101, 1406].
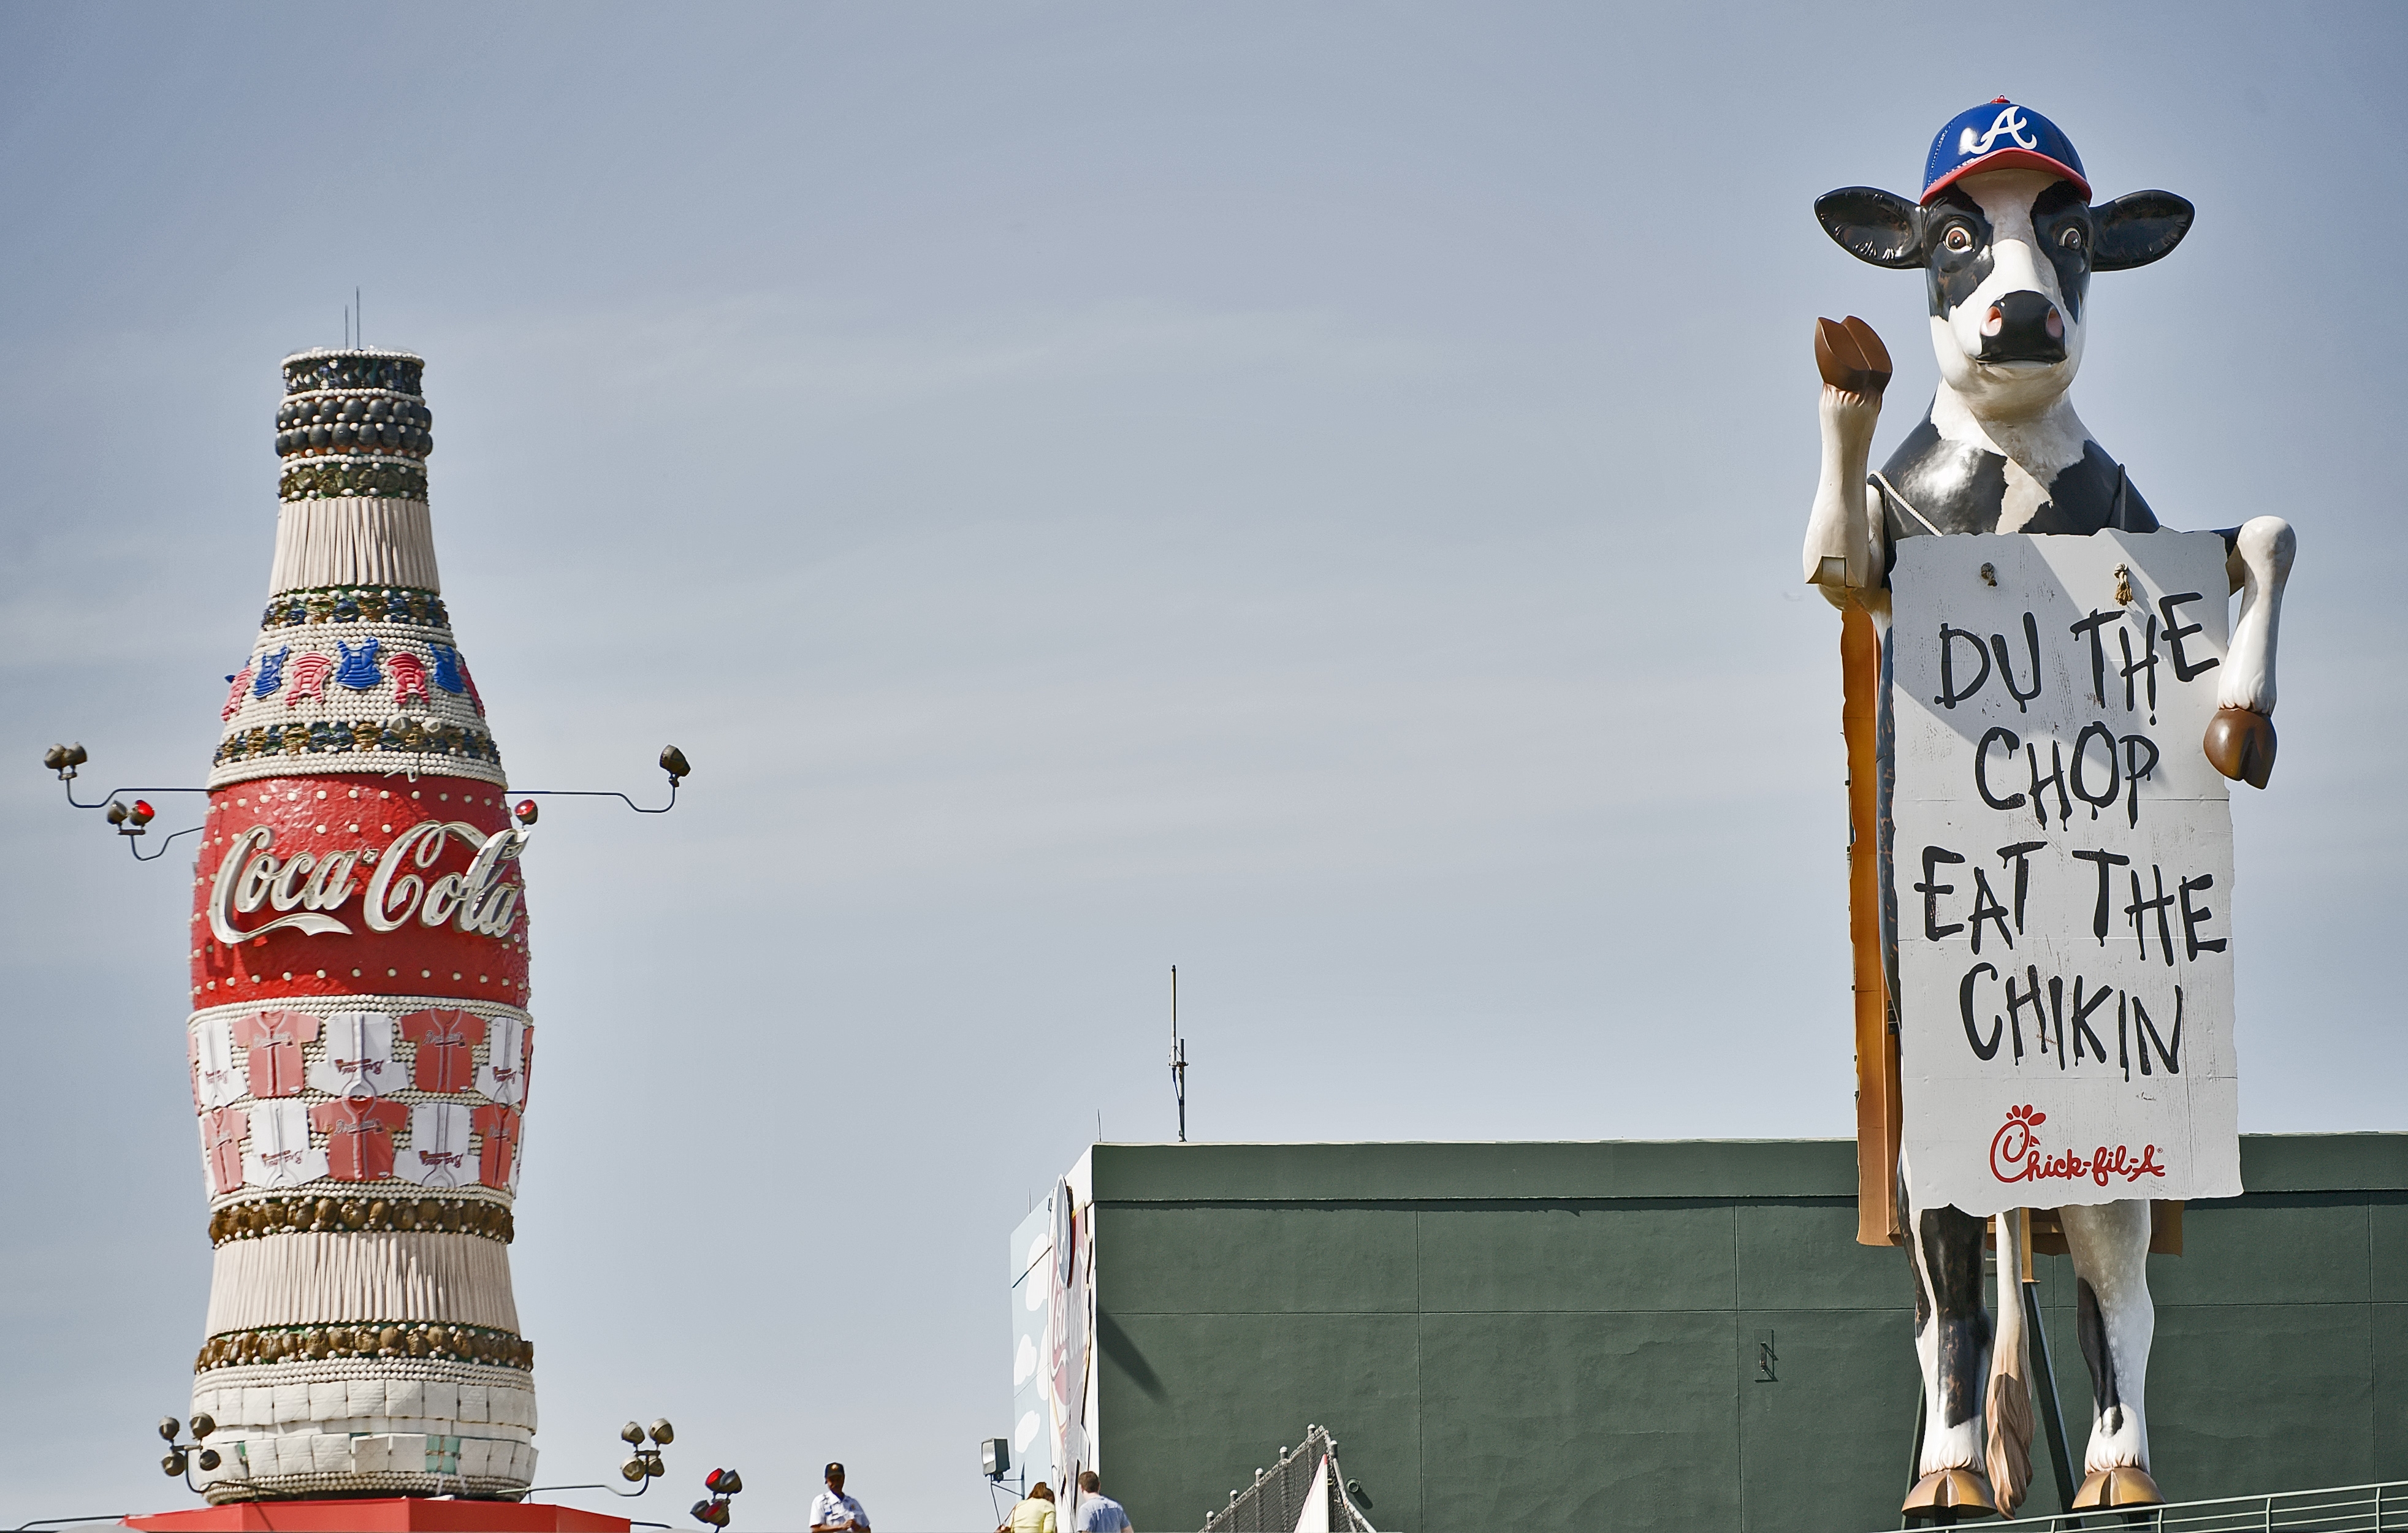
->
[1922, 99, 2090, 205]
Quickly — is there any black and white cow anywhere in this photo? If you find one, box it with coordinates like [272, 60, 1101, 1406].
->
[1799, 102, 2295, 1519]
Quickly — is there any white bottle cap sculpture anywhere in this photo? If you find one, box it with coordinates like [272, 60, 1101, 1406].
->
[185, 349, 537, 1502]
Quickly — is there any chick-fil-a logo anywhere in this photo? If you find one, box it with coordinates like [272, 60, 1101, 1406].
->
[1989, 1103, 2168, 1188]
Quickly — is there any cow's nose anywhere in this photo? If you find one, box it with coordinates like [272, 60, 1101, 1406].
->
[1977, 291, 2068, 363]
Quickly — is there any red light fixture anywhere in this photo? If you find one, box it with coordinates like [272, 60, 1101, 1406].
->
[693, 1465, 743, 1527]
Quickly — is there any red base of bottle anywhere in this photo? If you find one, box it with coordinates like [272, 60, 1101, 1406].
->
[123, 1499, 626, 1532]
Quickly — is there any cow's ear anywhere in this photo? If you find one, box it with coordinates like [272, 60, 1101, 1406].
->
[2092, 191, 2194, 271]
[1815, 187, 1924, 269]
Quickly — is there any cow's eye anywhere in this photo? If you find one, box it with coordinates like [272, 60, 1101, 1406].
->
[2058, 225, 2086, 250]
[1943, 226, 1974, 253]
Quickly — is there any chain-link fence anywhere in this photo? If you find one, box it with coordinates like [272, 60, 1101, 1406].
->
[1200, 1425, 1377, 1533]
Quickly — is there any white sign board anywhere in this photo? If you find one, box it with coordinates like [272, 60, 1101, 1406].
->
[1891, 531, 2241, 1215]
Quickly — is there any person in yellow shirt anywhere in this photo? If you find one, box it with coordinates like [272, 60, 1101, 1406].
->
[999, 1481, 1057, 1533]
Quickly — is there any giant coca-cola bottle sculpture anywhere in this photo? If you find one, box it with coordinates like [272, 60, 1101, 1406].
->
[184, 348, 537, 1502]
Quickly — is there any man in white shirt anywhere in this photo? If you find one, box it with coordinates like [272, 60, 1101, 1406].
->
[1073, 1471, 1132, 1532]
[810, 1462, 871, 1532]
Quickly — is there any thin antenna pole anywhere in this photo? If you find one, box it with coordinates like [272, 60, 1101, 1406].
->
[356, 286, 362, 347]
[1170, 965, 1187, 1143]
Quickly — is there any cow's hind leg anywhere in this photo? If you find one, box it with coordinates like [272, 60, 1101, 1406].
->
[1902, 1158, 1998, 1520]
[2060, 1200, 2162, 1509]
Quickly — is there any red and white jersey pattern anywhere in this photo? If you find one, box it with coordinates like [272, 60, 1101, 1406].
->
[199, 1106, 247, 1196]
[242, 1099, 328, 1189]
[397, 1101, 476, 1190]
[191, 1017, 243, 1109]
[187, 993, 533, 1204]
[308, 1011, 405, 1098]
[232, 1010, 317, 1099]
[400, 1008, 479, 1094]
[476, 1016, 531, 1106]
[309, 1096, 409, 1181]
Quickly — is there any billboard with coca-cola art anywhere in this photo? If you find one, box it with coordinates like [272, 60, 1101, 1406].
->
[1891, 531, 2241, 1216]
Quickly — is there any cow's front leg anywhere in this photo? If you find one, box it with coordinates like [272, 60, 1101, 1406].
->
[2203, 515, 2295, 788]
[1803, 316, 1892, 606]
[1901, 1155, 1998, 1519]
[2059, 1200, 2162, 1508]
[1984, 1208, 2036, 1518]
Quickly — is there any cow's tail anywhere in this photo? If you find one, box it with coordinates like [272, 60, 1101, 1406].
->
[1986, 1206, 2036, 1516]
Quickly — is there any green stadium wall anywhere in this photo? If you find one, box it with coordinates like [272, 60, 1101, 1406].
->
[1084, 1135, 2408, 1531]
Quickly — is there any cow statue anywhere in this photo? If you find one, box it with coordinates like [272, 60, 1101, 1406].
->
[1801, 101, 2295, 1520]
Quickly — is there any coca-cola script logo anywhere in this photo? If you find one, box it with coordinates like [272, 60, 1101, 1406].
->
[208, 820, 527, 945]
[1989, 1103, 2168, 1187]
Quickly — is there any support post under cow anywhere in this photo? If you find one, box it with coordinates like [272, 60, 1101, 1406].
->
[1804, 100, 2292, 1523]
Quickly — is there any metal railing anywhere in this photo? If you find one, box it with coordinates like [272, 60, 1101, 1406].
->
[1201, 1425, 1378, 1533]
[1881, 1480, 2408, 1533]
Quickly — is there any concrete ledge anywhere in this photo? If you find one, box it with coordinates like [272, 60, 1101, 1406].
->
[1090, 1138, 1861, 1203]
[1089, 1134, 2408, 1206]
[2233, 1133, 2408, 1195]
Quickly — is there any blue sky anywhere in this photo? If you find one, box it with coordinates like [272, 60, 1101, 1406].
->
[4, 4, 2404, 1526]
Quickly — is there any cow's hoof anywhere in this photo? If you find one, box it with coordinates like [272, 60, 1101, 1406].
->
[2073, 1467, 2163, 1509]
[1903, 1467, 1997, 1522]
[2203, 706, 2277, 788]
[1816, 315, 1893, 397]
